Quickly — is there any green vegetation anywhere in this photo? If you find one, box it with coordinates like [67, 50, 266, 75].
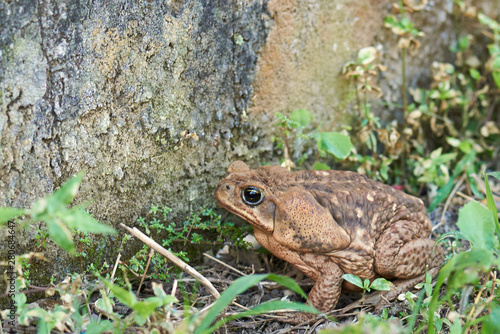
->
[1, 1, 500, 333]
[274, 109, 353, 170]
[0, 173, 116, 255]
[5, 251, 318, 333]
[127, 205, 251, 281]
[278, 2, 500, 213]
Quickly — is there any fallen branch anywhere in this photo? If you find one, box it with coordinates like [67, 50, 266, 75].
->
[120, 223, 221, 299]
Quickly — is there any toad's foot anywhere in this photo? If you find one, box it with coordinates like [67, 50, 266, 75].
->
[273, 311, 330, 325]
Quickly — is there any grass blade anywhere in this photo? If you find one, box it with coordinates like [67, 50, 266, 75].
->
[484, 171, 500, 245]
[406, 289, 425, 334]
[194, 274, 269, 334]
[205, 300, 319, 334]
[428, 256, 456, 334]
[266, 274, 308, 299]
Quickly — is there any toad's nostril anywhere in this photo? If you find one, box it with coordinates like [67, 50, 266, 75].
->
[225, 185, 231, 190]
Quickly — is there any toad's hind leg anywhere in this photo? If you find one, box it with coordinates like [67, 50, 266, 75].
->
[374, 220, 444, 280]
[371, 220, 444, 305]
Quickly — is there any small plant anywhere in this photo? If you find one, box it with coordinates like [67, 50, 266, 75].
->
[274, 109, 353, 170]
[341, 46, 403, 183]
[383, 2, 425, 117]
[0, 173, 116, 254]
[96, 275, 178, 328]
[341, 46, 386, 114]
[0, 174, 118, 332]
[341, 274, 395, 295]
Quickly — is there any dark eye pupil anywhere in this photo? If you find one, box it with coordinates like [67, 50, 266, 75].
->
[242, 187, 263, 205]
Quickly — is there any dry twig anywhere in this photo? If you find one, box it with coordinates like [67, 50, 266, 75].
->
[136, 248, 155, 297]
[120, 223, 221, 299]
[203, 252, 247, 277]
[431, 176, 464, 232]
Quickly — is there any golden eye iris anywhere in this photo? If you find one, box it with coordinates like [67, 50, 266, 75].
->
[242, 186, 264, 206]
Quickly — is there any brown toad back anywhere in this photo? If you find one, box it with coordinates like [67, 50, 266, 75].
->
[215, 161, 444, 313]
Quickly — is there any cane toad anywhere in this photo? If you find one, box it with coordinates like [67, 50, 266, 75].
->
[215, 161, 444, 313]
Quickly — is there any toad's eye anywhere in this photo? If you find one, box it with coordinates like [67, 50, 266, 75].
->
[241, 186, 264, 206]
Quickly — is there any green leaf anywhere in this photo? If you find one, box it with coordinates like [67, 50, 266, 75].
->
[446, 249, 493, 289]
[95, 291, 115, 314]
[204, 301, 319, 334]
[363, 279, 371, 291]
[290, 109, 311, 128]
[85, 320, 115, 333]
[434, 152, 457, 164]
[132, 298, 163, 320]
[469, 68, 480, 80]
[449, 317, 463, 334]
[15, 291, 27, 311]
[428, 179, 455, 212]
[434, 231, 465, 245]
[492, 66, 500, 90]
[482, 307, 500, 334]
[369, 278, 395, 291]
[0, 207, 26, 225]
[357, 47, 378, 65]
[456, 201, 496, 251]
[313, 162, 330, 170]
[46, 218, 75, 254]
[100, 277, 136, 307]
[458, 36, 470, 51]
[152, 282, 178, 304]
[315, 132, 353, 159]
[29, 173, 84, 221]
[59, 207, 116, 234]
[478, 13, 500, 33]
[341, 274, 363, 289]
[46, 173, 84, 215]
[446, 137, 461, 147]
[487, 171, 500, 180]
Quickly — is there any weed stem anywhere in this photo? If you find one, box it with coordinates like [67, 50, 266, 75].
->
[401, 47, 408, 120]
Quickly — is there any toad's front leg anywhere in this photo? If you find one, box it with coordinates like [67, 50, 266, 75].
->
[277, 260, 344, 324]
[303, 256, 345, 312]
